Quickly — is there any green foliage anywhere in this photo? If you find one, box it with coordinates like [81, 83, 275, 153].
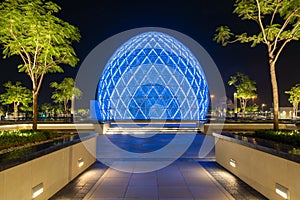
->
[76, 109, 89, 119]
[246, 105, 259, 113]
[228, 72, 257, 115]
[40, 103, 63, 117]
[50, 78, 82, 114]
[40, 103, 53, 113]
[0, 130, 61, 150]
[0, 0, 80, 73]
[254, 129, 300, 147]
[285, 83, 300, 105]
[0, 81, 32, 118]
[214, 0, 300, 47]
[77, 109, 89, 115]
[213, 26, 233, 46]
[229, 72, 257, 99]
[0, 106, 4, 116]
[214, 0, 299, 130]
[0, 0, 81, 129]
[285, 83, 300, 118]
[289, 148, 300, 155]
[0, 82, 32, 107]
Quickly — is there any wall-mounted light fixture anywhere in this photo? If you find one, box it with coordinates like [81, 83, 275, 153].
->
[32, 182, 43, 199]
[229, 158, 236, 168]
[78, 158, 84, 168]
[275, 183, 289, 199]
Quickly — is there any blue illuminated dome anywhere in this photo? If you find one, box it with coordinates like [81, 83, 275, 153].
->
[96, 32, 209, 121]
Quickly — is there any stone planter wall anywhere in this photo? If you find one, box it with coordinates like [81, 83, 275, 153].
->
[0, 137, 96, 200]
[214, 133, 300, 200]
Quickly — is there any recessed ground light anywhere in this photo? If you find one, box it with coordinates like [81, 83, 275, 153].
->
[32, 183, 43, 199]
[78, 158, 84, 167]
[229, 158, 236, 168]
[276, 183, 289, 199]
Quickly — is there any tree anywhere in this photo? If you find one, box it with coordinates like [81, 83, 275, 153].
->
[0, 0, 80, 130]
[40, 103, 64, 119]
[50, 78, 82, 117]
[76, 109, 90, 120]
[228, 72, 257, 117]
[285, 83, 300, 119]
[214, 0, 300, 130]
[0, 106, 4, 120]
[0, 81, 32, 120]
[40, 103, 53, 118]
[246, 105, 259, 118]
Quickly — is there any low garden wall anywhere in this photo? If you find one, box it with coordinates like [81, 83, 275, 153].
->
[0, 136, 96, 200]
[0, 123, 96, 131]
[205, 123, 296, 133]
[214, 133, 300, 200]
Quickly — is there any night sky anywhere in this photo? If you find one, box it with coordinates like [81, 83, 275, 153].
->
[0, 0, 299, 109]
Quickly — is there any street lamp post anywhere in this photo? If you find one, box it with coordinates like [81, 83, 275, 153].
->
[251, 96, 256, 105]
[262, 104, 266, 111]
[234, 92, 237, 120]
[210, 94, 215, 117]
[262, 104, 266, 116]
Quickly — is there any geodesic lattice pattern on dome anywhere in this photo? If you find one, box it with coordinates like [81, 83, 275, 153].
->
[96, 32, 209, 121]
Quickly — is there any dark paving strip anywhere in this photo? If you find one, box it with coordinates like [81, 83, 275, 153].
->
[49, 162, 108, 200]
[201, 161, 269, 200]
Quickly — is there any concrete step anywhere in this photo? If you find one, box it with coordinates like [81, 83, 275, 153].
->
[105, 127, 200, 134]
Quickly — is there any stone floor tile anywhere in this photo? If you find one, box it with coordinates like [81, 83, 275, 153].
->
[129, 176, 157, 186]
[51, 134, 267, 200]
[157, 176, 186, 186]
[158, 186, 193, 199]
[105, 169, 132, 178]
[88, 185, 127, 199]
[189, 186, 230, 199]
[88, 198, 123, 200]
[100, 177, 130, 186]
[125, 186, 158, 199]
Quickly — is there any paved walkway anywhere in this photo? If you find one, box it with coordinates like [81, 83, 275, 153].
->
[51, 134, 267, 199]
[202, 162, 268, 200]
[84, 160, 234, 200]
[50, 162, 108, 200]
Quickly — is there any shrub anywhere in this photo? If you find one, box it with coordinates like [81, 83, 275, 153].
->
[254, 129, 300, 147]
[0, 130, 62, 150]
[289, 148, 300, 155]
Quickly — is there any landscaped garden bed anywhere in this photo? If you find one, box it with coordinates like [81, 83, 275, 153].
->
[253, 129, 300, 147]
[0, 129, 96, 172]
[0, 129, 93, 171]
[0, 129, 76, 154]
[223, 129, 300, 156]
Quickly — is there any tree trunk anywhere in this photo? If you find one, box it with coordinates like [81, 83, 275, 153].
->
[240, 98, 247, 118]
[65, 100, 67, 115]
[294, 102, 299, 119]
[13, 102, 18, 120]
[64, 100, 68, 117]
[270, 61, 279, 130]
[32, 91, 38, 130]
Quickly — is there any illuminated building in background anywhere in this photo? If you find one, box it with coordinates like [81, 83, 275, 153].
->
[96, 32, 209, 121]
